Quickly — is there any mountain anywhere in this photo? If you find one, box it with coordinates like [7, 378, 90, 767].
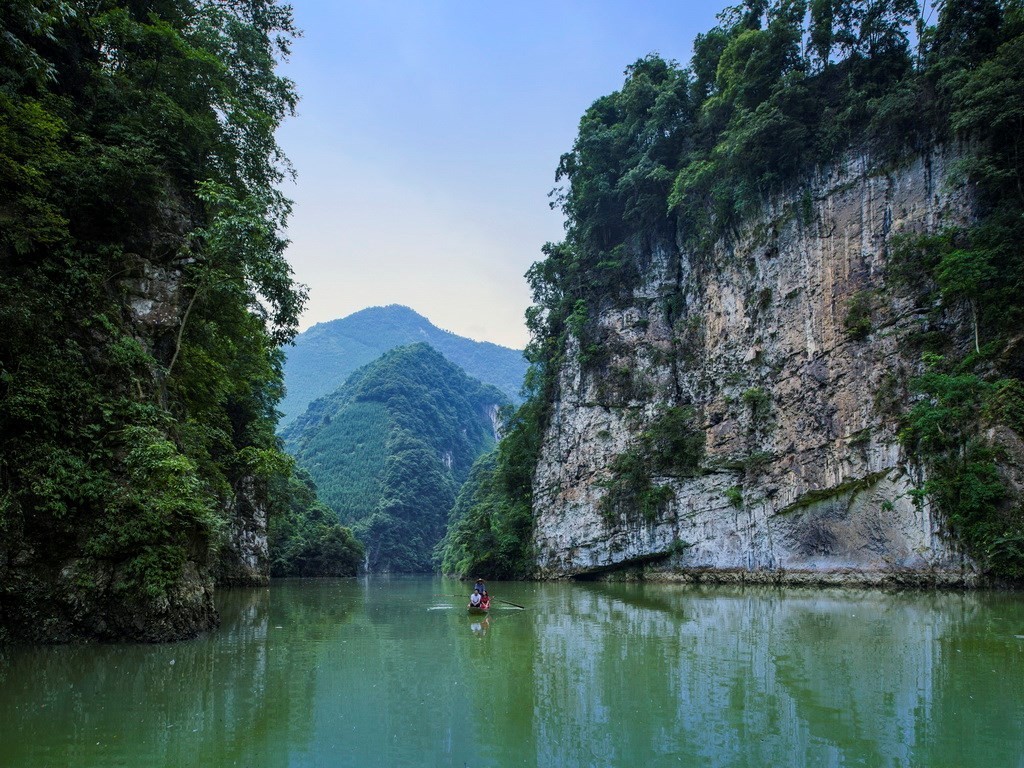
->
[283, 343, 506, 573]
[279, 305, 527, 426]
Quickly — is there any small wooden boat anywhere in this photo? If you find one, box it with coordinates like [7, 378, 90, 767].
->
[467, 605, 489, 616]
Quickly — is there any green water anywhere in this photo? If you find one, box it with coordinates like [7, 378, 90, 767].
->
[1, 579, 1023, 767]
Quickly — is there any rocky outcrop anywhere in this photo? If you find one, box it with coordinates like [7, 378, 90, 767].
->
[533, 148, 979, 585]
[0, 545, 218, 643]
[216, 477, 271, 587]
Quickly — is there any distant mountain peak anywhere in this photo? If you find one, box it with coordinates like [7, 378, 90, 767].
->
[279, 305, 527, 427]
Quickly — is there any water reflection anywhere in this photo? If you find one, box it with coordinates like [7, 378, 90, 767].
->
[469, 617, 490, 637]
[0, 579, 1021, 767]
[530, 584, 1024, 768]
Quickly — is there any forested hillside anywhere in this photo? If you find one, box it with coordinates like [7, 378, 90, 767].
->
[284, 344, 506, 572]
[448, 0, 1024, 580]
[267, 468, 363, 578]
[0, 0, 343, 641]
[279, 304, 527, 425]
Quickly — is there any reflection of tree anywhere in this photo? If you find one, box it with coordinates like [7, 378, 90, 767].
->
[300, 576, 540, 766]
[466, 601, 537, 761]
[0, 582, 359, 768]
[915, 591, 1024, 767]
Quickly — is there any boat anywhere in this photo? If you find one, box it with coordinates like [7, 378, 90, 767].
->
[467, 595, 491, 615]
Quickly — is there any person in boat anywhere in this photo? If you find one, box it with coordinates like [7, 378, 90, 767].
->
[474, 577, 486, 595]
[479, 592, 490, 611]
[469, 589, 483, 609]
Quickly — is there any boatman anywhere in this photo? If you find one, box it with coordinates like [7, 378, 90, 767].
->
[474, 577, 486, 596]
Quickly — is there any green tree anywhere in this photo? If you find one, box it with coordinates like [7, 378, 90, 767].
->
[935, 248, 996, 352]
[0, 0, 308, 641]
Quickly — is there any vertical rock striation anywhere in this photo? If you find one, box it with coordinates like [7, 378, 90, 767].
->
[216, 477, 271, 587]
[534, 149, 979, 585]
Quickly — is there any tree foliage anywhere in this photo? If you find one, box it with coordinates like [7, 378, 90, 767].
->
[598, 407, 705, 522]
[268, 468, 363, 578]
[900, 366, 1024, 578]
[0, 0, 315, 640]
[437, 394, 546, 579]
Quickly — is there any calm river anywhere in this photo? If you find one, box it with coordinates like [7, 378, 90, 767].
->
[1, 578, 1023, 767]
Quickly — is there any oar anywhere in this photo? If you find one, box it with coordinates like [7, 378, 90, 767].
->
[493, 597, 525, 610]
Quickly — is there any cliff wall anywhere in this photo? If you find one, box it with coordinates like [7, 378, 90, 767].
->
[533, 148, 979, 585]
[2, 257, 271, 642]
[126, 262, 271, 593]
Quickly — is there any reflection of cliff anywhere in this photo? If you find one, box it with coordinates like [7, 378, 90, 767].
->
[4, 581, 1021, 766]
[530, 585, 1024, 767]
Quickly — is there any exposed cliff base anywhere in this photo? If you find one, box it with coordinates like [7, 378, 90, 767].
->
[538, 468, 977, 587]
[588, 568, 974, 588]
[1, 556, 217, 643]
[533, 149, 980, 586]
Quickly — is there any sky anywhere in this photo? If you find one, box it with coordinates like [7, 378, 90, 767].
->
[276, 1, 724, 349]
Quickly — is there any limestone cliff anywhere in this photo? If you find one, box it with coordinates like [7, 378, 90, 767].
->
[216, 477, 271, 587]
[533, 148, 980, 585]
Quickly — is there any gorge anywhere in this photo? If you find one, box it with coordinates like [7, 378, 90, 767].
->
[3, 0, 1023, 646]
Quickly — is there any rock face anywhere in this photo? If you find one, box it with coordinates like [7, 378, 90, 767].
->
[533, 148, 979, 585]
[216, 477, 271, 587]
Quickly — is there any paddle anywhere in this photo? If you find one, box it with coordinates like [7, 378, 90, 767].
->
[493, 597, 525, 610]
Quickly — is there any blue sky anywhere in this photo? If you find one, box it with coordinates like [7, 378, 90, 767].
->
[277, 1, 723, 348]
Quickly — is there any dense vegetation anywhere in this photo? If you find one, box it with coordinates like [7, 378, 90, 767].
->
[597, 406, 705, 522]
[279, 304, 528, 425]
[285, 344, 506, 573]
[268, 468, 363, 577]
[437, 394, 545, 578]
[0, 0, 343, 640]
[452, 0, 1024, 579]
